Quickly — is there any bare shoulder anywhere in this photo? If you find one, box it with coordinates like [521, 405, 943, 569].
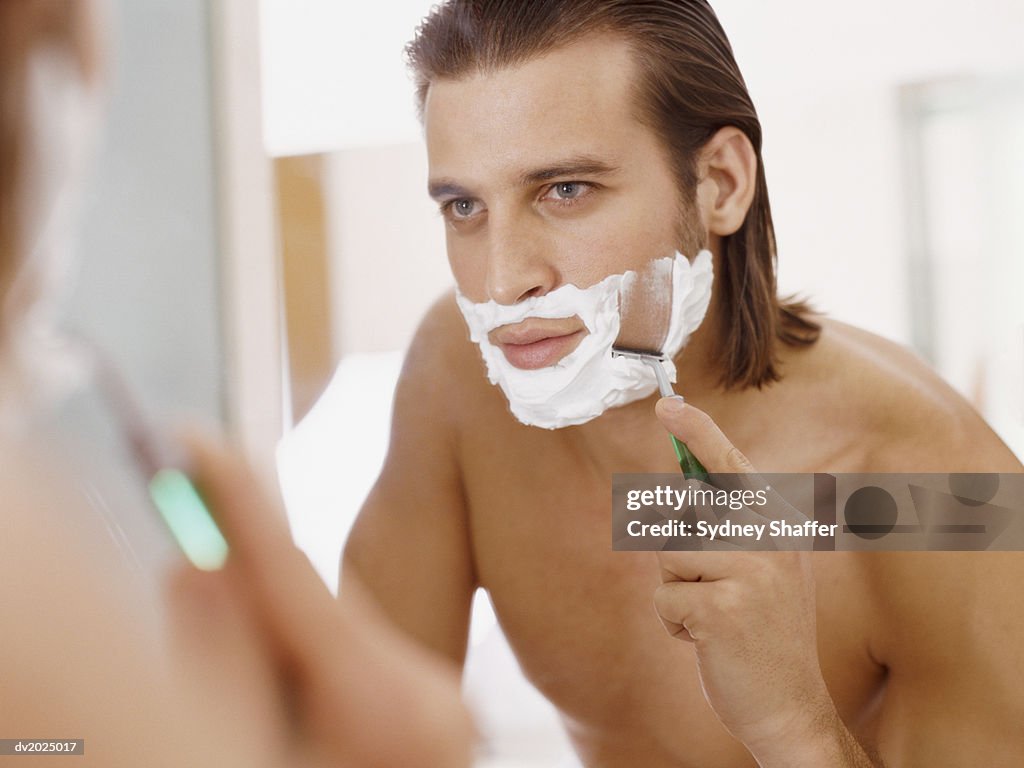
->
[792, 317, 1023, 472]
[0, 439, 143, 598]
[348, 289, 486, 515]
[1, 442, 61, 544]
[782, 327, 1024, 761]
[0, 440, 89, 548]
[342, 291, 494, 662]
[793, 324, 1024, 755]
[393, 288, 502, 435]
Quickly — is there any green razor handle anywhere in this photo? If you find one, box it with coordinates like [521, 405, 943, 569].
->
[149, 468, 229, 571]
[82, 334, 231, 572]
[643, 359, 708, 480]
[671, 435, 708, 480]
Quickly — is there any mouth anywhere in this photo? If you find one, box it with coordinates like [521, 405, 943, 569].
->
[489, 319, 587, 370]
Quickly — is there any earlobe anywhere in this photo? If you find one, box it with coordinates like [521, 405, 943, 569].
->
[696, 127, 757, 237]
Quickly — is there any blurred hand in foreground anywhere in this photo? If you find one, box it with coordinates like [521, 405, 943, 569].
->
[165, 433, 476, 768]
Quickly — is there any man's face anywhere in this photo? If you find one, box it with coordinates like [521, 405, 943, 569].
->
[424, 35, 701, 368]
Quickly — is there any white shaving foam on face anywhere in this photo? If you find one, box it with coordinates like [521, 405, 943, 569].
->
[455, 249, 713, 429]
[1, 49, 97, 431]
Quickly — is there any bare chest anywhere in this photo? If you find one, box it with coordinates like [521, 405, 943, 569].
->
[460, 429, 883, 766]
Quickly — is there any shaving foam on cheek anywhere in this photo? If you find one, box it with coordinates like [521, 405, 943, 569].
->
[455, 249, 714, 429]
[1, 50, 98, 429]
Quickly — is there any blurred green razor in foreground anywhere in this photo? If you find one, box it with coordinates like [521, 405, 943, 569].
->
[149, 468, 228, 571]
[84, 336, 229, 571]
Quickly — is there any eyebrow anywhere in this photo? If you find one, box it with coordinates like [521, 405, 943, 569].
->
[427, 180, 472, 200]
[427, 154, 620, 200]
[518, 156, 620, 186]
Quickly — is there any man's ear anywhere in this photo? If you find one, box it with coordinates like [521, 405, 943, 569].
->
[695, 126, 757, 237]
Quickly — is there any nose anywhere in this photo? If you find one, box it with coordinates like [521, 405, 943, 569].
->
[484, 215, 559, 305]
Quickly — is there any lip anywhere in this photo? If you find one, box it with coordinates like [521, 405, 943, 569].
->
[490, 319, 587, 370]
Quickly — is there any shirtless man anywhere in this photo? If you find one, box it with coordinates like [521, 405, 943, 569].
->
[343, 2, 1024, 765]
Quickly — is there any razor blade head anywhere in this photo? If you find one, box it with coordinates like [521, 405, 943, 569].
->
[611, 348, 666, 362]
[610, 348, 675, 397]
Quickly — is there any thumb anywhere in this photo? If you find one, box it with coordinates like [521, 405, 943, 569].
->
[654, 396, 756, 474]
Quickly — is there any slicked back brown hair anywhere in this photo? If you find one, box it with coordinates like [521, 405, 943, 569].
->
[407, 0, 819, 389]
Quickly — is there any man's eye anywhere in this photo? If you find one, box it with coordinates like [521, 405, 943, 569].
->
[554, 182, 582, 199]
[445, 198, 480, 219]
[543, 181, 593, 203]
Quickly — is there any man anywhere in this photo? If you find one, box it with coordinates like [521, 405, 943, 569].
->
[344, 1, 1024, 766]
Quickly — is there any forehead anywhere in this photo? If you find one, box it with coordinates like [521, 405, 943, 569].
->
[423, 35, 648, 181]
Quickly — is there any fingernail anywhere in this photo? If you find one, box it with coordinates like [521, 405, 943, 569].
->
[660, 395, 686, 412]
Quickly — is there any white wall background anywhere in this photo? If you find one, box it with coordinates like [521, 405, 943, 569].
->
[260, 0, 434, 154]
[714, 0, 1024, 342]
